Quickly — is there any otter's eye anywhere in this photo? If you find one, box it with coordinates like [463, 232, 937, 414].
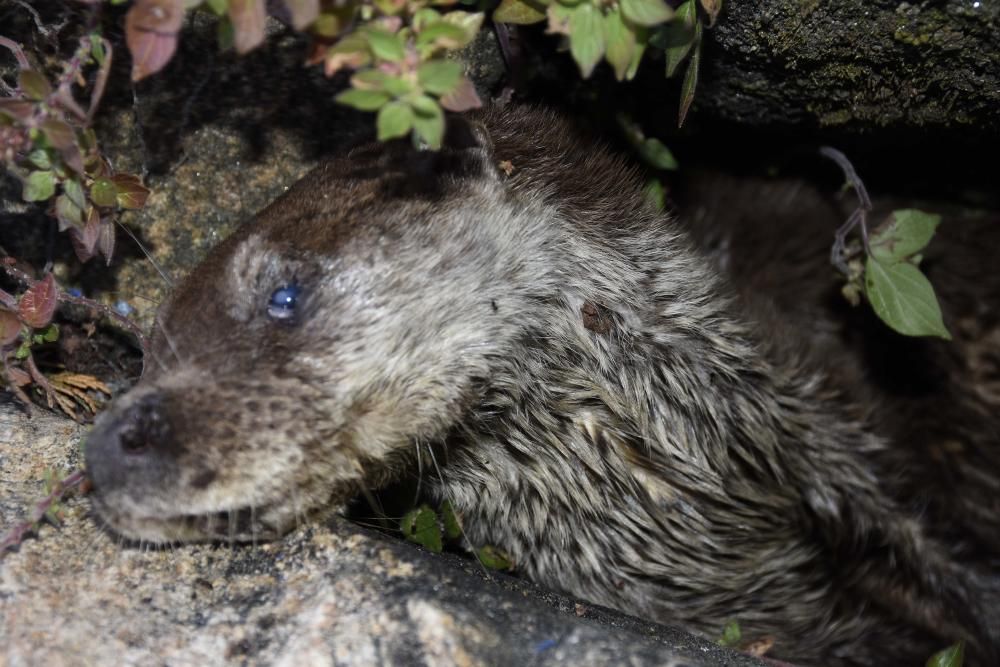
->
[267, 284, 301, 320]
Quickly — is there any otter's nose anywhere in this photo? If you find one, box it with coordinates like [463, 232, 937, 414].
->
[85, 392, 180, 494]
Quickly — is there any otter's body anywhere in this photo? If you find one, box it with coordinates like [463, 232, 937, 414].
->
[86, 108, 1000, 666]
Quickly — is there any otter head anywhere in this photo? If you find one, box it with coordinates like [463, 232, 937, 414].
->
[85, 118, 552, 543]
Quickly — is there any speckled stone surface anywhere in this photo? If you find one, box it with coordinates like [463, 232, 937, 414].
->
[0, 403, 763, 667]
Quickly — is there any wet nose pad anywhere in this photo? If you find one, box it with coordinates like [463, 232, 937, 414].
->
[85, 392, 178, 494]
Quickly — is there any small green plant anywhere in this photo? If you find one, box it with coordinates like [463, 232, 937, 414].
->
[823, 147, 950, 340]
[926, 641, 964, 667]
[717, 619, 741, 647]
[495, 0, 722, 125]
[400, 500, 514, 570]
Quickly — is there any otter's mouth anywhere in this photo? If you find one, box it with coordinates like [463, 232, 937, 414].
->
[90, 496, 291, 544]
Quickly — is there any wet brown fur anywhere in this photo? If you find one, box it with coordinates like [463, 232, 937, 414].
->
[85, 107, 1000, 666]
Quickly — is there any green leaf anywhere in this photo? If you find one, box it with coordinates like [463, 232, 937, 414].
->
[411, 95, 445, 149]
[441, 10, 485, 44]
[661, 0, 697, 77]
[440, 499, 462, 540]
[400, 505, 443, 552]
[493, 0, 546, 25]
[23, 171, 56, 202]
[926, 641, 964, 667]
[55, 193, 84, 229]
[416, 21, 469, 52]
[89, 35, 107, 66]
[15, 340, 31, 359]
[381, 75, 414, 98]
[644, 179, 666, 211]
[476, 545, 513, 570]
[335, 88, 391, 111]
[377, 101, 414, 141]
[40, 323, 60, 342]
[869, 209, 942, 264]
[28, 149, 52, 170]
[366, 28, 406, 62]
[19, 69, 52, 100]
[418, 60, 463, 96]
[205, 0, 227, 15]
[677, 24, 701, 127]
[638, 137, 678, 170]
[604, 7, 636, 81]
[63, 178, 87, 211]
[865, 256, 951, 340]
[620, 0, 673, 27]
[717, 620, 742, 647]
[90, 179, 119, 207]
[568, 2, 606, 78]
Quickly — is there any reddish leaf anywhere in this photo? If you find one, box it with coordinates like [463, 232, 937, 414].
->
[110, 174, 151, 209]
[439, 75, 482, 112]
[0, 309, 21, 346]
[40, 119, 74, 150]
[125, 0, 185, 81]
[69, 206, 101, 263]
[0, 99, 34, 121]
[229, 0, 267, 54]
[6, 365, 31, 387]
[18, 274, 58, 329]
[284, 0, 320, 30]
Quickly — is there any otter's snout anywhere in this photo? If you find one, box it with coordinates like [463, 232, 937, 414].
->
[85, 391, 182, 497]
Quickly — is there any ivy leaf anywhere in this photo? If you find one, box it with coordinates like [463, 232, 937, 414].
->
[125, 0, 185, 81]
[229, 0, 267, 54]
[865, 257, 951, 340]
[0, 309, 22, 346]
[377, 101, 414, 141]
[678, 23, 701, 127]
[335, 88, 391, 111]
[604, 7, 636, 81]
[620, 0, 673, 27]
[23, 170, 56, 202]
[926, 641, 965, 667]
[869, 209, 941, 264]
[19, 274, 58, 329]
[568, 2, 606, 78]
[283, 0, 320, 30]
[493, 0, 547, 25]
[417, 60, 463, 95]
[476, 545, 513, 570]
[411, 95, 445, 149]
[401, 505, 443, 552]
[366, 28, 406, 62]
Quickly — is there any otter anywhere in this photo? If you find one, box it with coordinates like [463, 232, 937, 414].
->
[84, 107, 1000, 666]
